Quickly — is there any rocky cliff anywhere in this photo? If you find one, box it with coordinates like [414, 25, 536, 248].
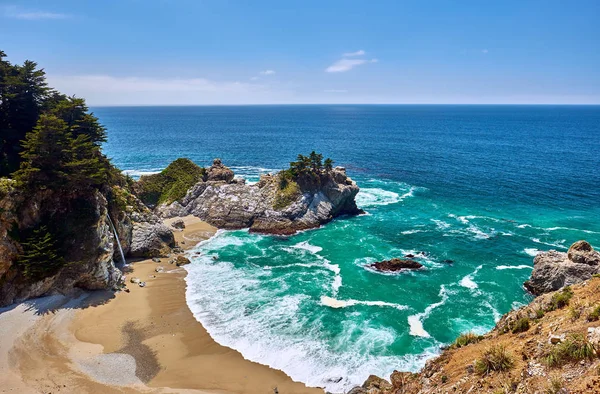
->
[350, 241, 600, 394]
[158, 159, 362, 235]
[0, 183, 175, 307]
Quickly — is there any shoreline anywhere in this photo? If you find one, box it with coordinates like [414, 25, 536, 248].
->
[0, 215, 322, 394]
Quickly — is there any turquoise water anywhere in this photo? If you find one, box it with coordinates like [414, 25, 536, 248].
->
[95, 105, 600, 391]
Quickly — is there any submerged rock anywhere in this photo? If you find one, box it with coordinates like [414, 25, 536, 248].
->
[370, 258, 423, 272]
[524, 240, 600, 295]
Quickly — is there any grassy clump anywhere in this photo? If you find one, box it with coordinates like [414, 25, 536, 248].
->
[511, 317, 530, 334]
[474, 345, 514, 375]
[545, 334, 596, 367]
[454, 332, 482, 348]
[545, 376, 565, 394]
[273, 173, 301, 210]
[535, 309, 545, 319]
[587, 305, 600, 322]
[136, 158, 205, 206]
[547, 286, 574, 311]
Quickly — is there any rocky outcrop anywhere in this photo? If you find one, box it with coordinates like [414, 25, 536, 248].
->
[205, 158, 234, 182]
[0, 189, 123, 306]
[524, 240, 600, 295]
[157, 161, 362, 235]
[128, 211, 174, 257]
[370, 258, 423, 272]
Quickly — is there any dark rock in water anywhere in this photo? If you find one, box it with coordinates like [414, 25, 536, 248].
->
[524, 240, 600, 295]
[442, 259, 454, 264]
[206, 158, 234, 183]
[371, 258, 423, 272]
[404, 253, 415, 258]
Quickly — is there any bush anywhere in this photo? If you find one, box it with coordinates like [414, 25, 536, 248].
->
[545, 376, 565, 394]
[136, 158, 205, 206]
[547, 286, 573, 311]
[474, 345, 514, 375]
[273, 175, 301, 210]
[535, 309, 545, 319]
[587, 305, 600, 322]
[454, 332, 482, 348]
[512, 317, 530, 334]
[545, 334, 596, 367]
[16, 225, 65, 281]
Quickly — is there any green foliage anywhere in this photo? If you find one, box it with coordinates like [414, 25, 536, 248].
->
[287, 151, 333, 177]
[545, 334, 596, 367]
[454, 332, 482, 348]
[535, 309, 545, 319]
[547, 286, 574, 311]
[587, 305, 600, 322]
[474, 345, 514, 375]
[0, 177, 15, 198]
[16, 225, 65, 281]
[273, 177, 301, 210]
[136, 158, 205, 206]
[511, 317, 530, 334]
[0, 51, 49, 176]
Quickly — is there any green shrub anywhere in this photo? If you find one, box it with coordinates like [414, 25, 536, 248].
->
[545, 334, 596, 367]
[136, 158, 205, 206]
[535, 309, 545, 319]
[547, 286, 573, 311]
[16, 225, 65, 281]
[454, 332, 482, 348]
[474, 345, 514, 375]
[588, 305, 600, 322]
[273, 176, 301, 210]
[512, 317, 530, 334]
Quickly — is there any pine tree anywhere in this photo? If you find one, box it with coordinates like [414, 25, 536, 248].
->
[17, 225, 65, 280]
[324, 158, 333, 171]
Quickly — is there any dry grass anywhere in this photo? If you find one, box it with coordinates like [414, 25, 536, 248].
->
[474, 345, 514, 375]
[454, 332, 482, 348]
[545, 334, 596, 367]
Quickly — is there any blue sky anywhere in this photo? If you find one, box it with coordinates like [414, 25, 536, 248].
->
[1, 0, 599, 105]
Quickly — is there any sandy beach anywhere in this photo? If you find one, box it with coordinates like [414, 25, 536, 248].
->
[0, 216, 322, 394]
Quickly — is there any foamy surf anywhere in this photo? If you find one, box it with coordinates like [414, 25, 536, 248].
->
[356, 188, 401, 207]
[407, 285, 448, 338]
[320, 296, 408, 310]
[496, 264, 533, 270]
[459, 265, 483, 289]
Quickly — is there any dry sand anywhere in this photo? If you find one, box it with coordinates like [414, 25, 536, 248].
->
[0, 216, 322, 394]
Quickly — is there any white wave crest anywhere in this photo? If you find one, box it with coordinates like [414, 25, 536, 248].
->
[292, 241, 323, 254]
[496, 264, 533, 270]
[407, 285, 449, 338]
[122, 168, 162, 177]
[459, 265, 482, 289]
[320, 296, 408, 310]
[356, 188, 401, 207]
[523, 248, 541, 257]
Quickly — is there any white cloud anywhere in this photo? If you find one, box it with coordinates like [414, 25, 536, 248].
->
[343, 50, 365, 57]
[3, 6, 69, 20]
[324, 89, 348, 93]
[325, 58, 378, 73]
[259, 69, 276, 75]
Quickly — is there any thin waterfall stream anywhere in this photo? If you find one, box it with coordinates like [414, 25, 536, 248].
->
[106, 213, 126, 268]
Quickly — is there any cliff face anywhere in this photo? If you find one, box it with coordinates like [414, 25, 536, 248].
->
[0, 188, 122, 306]
[354, 241, 600, 394]
[158, 159, 361, 235]
[0, 184, 175, 307]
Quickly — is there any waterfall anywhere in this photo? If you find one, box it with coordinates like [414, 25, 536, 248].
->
[106, 213, 126, 268]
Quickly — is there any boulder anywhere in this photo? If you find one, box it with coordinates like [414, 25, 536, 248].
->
[175, 256, 191, 266]
[524, 241, 600, 295]
[206, 158, 234, 182]
[129, 221, 175, 257]
[171, 218, 185, 229]
[370, 258, 423, 272]
[362, 375, 393, 392]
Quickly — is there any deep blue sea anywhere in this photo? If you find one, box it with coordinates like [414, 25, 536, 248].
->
[95, 105, 600, 391]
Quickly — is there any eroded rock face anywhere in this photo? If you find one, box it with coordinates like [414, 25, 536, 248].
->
[524, 240, 600, 295]
[0, 190, 122, 306]
[206, 158, 234, 182]
[370, 258, 423, 272]
[158, 162, 362, 235]
[128, 212, 175, 257]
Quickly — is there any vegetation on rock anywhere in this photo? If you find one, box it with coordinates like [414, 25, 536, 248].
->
[545, 334, 596, 367]
[15, 225, 65, 281]
[474, 345, 514, 375]
[135, 158, 205, 206]
[454, 332, 482, 348]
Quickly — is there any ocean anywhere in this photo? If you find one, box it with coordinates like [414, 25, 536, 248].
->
[95, 105, 600, 392]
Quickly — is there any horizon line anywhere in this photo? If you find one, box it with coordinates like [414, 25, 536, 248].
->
[89, 103, 600, 108]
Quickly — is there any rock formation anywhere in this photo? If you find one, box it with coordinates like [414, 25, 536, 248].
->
[157, 160, 362, 235]
[370, 258, 423, 272]
[524, 240, 600, 295]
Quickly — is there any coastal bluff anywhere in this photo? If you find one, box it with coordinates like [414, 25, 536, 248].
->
[155, 158, 362, 235]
